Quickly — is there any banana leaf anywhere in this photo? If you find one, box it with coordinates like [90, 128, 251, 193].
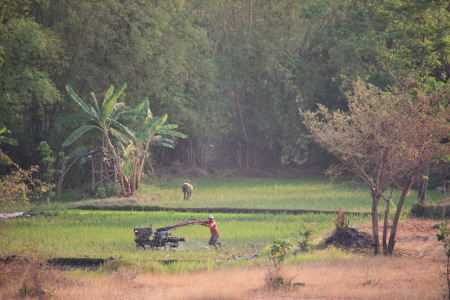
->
[66, 85, 93, 116]
[62, 125, 97, 147]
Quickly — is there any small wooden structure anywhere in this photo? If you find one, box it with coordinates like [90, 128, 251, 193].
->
[91, 150, 118, 190]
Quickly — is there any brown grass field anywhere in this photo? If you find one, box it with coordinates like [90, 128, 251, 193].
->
[1, 219, 447, 300]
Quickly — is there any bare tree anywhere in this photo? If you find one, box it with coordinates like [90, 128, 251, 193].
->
[300, 78, 450, 255]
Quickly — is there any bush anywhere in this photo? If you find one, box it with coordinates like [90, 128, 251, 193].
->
[265, 239, 305, 289]
[0, 165, 54, 210]
[94, 183, 120, 199]
[411, 202, 450, 219]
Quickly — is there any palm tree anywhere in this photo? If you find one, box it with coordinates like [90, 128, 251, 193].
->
[61, 84, 187, 196]
[120, 98, 187, 194]
[60, 84, 134, 195]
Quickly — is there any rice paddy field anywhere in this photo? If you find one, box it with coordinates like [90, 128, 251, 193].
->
[1, 176, 448, 299]
[117, 177, 445, 212]
[0, 210, 352, 266]
[1, 177, 446, 262]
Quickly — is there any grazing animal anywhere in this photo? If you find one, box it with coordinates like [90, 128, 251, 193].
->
[182, 183, 193, 200]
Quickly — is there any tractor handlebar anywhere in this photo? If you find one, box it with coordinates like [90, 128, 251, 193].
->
[156, 219, 204, 232]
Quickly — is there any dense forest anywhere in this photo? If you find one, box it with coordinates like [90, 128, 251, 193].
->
[0, 0, 449, 189]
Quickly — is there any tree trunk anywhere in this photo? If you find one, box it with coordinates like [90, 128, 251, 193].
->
[382, 198, 390, 254]
[371, 194, 381, 254]
[417, 161, 429, 204]
[387, 176, 417, 254]
[104, 135, 128, 196]
[234, 86, 251, 168]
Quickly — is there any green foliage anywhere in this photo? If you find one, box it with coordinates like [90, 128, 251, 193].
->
[0, 18, 64, 167]
[266, 238, 295, 289]
[270, 239, 293, 265]
[436, 221, 450, 298]
[0, 126, 18, 165]
[294, 225, 315, 252]
[37, 141, 57, 183]
[0, 126, 18, 146]
[437, 221, 450, 256]
[61, 82, 186, 195]
[62, 83, 132, 148]
[61, 125, 97, 148]
[1, 0, 449, 181]
[94, 184, 120, 199]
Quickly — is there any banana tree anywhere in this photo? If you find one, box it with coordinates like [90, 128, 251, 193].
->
[0, 126, 18, 165]
[60, 84, 135, 195]
[120, 98, 187, 194]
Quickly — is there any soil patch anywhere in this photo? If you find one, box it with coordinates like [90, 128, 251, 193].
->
[356, 219, 444, 258]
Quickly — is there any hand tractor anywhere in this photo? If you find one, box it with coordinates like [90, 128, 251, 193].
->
[134, 219, 202, 250]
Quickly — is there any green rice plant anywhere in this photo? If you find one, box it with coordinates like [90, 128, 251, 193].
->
[1, 210, 363, 261]
[137, 177, 446, 213]
[5, 176, 435, 275]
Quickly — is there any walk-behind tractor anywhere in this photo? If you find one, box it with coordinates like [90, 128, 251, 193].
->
[134, 219, 202, 250]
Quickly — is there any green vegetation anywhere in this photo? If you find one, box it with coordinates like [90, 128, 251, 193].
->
[0, 0, 448, 281]
[1, 210, 340, 258]
[1, 0, 449, 185]
[142, 177, 446, 213]
[3, 177, 446, 274]
[437, 222, 450, 299]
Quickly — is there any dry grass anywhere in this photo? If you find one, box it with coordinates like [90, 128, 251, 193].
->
[1, 256, 442, 300]
[67, 196, 152, 207]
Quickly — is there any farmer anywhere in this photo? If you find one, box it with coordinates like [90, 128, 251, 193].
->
[182, 183, 193, 200]
[200, 215, 221, 250]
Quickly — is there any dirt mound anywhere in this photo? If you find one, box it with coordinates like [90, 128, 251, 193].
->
[324, 227, 373, 250]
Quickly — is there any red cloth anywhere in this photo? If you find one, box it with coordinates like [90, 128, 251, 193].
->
[202, 219, 219, 236]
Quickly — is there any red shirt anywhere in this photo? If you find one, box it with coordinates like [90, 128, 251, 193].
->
[203, 219, 219, 236]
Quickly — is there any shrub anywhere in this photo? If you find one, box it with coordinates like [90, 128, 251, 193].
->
[436, 221, 450, 299]
[0, 165, 54, 210]
[265, 239, 304, 289]
[94, 183, 121, 199]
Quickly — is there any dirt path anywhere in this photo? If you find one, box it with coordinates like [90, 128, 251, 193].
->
[356, 219, 445, 259]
